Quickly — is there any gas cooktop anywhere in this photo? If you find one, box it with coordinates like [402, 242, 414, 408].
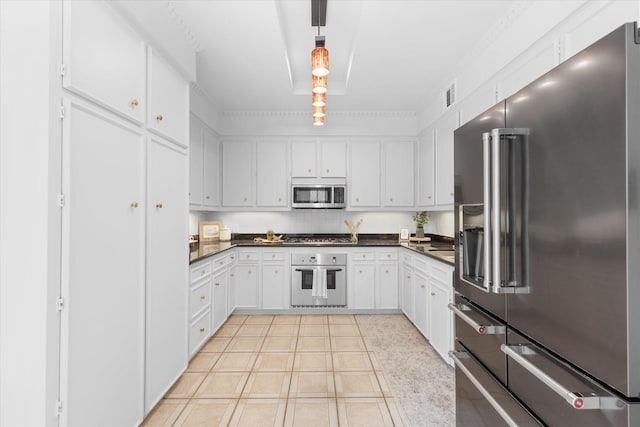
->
[285, 236, 354, 245]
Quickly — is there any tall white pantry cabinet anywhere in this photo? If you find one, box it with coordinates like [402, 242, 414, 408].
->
[60, 1, 189, 426]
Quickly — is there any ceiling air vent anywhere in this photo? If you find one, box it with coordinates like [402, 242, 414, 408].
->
[445, 81, 457, 109]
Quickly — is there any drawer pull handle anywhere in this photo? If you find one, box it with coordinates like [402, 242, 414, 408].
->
[200, 295, 206, 300]
[448, 303, 505, 335]
[501, 344, 621, 410]
[215, 282, 220, 286]
[199, 327, 205, 332]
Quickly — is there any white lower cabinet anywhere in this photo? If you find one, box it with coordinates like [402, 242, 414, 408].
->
[232, 250, 260, 308]
[262, 250, 289, 309]
[350, 251, 376, 309]
[429, 277, 453, 364]
[189, 259, 213, 358]
[375, 250, 399, 309]
[212, 268, 229, 333]
[401, 255, 414, 321]
[413, 269, 430, 338]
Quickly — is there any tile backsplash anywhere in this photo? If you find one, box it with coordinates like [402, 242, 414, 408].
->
[189, 210, 454, 238]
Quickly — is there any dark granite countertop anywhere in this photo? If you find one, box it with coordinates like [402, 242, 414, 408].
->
[189, 233, 455, 266]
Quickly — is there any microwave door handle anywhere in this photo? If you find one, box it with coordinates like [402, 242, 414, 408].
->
[482, 132, 492, 292]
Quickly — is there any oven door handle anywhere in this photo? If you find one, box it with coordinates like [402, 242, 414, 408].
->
[295, 268, 343, 272]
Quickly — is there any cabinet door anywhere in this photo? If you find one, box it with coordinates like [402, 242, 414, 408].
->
[376, 264, 399, 309]
[61, 99, 145, 427]
[147, 49, 188, 146]
[212, 270, 228, 333]
[291, 141, 317, 177]
[189, 116, 204, 206]
[352, 264, 375, 309]
[262, 264, 288, 309]
[222, 141, 254, 207]
[435, 113, 457, 206]
[63, 1, 145, 124]
[350, 142, 381, 207]
[256, 141, 288, 207]
[383, 141, 414, 207]
[402, 266, 414, 320]
[320, 141, 347, 177]
[414, 271, 429, 338]
[203, 128, 219, 207]
[146, 136, 188, 413]
[429, 279, 453, 364]
[417, 134, 435, 207]
[231, 265, 259, 308]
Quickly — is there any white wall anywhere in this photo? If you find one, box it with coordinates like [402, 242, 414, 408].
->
[0, 2, 61, 426]
[189, 210, 454, 238]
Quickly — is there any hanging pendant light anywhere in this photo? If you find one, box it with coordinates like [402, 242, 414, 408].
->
[312, 92, 326, 107]
[312, 105, 326, 118]
[313, 115, 325, 126]
[312, 75, 327, 94]
[311, 36, 329, 77]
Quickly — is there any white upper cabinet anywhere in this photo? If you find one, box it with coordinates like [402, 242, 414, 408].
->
[63, 0, 145, 124]
[435, 112, 458, 206]
[256, 141, 288, 208]
[147, 49, 189, 146]
[349, 141, 381, 207]
[320, 141, 347, 177]
[383, 141, 414, 207]
[417, 133, 435, 208]
[222, 140, 254, 207]
[291, 140, 346, 178]
[202, 128, 219, 208]
[189, 117, 204, 206]
[291, 141, 317, 177]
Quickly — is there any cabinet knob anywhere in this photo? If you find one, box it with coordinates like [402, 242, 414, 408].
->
[359, 270, 363, 274]
[390, 198, 393, 202]
[218, 261, 224, 266]
[428, 196, 432, 199]
[156, 203, 163, 209]
[206, 195, 210, 200]
[450, 192, 454, 196]
[131, 99, 139, 107]
[308, 169, 312, 173]
[215, 282, 220, 286]
[246, 254, 250, 259]
[130, 202, 139, 208]
[272, 254, 276, 258]
[200, 295, 206, 300]
[387, 254, 391, 258]
[407, 275, 411, 279]
[356, 197, 360, 202]
[199, 327, 205, 333]
[326, 169, 330, 173]
[156, 114, 163, 122]
[278, 197, 282, 202]
[243, 197, 247, 202]
[201, 270, 206, 276]
[431, 292, 436, 296]
[248, 270, 252, 275]
[421, 284, 425, 288]
[275, 270, 279, 274]
[385, 269, 389, 273]
[230, 273, 235, 277]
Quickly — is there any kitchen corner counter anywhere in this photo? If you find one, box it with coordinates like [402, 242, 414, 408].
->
[190, 234, 455, 266]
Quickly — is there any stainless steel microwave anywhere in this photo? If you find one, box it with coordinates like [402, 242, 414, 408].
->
[291, 183, 346, 209]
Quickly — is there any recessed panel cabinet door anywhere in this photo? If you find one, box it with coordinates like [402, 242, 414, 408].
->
[63, 1, 145, 124]
[257, 141, 288, 207]
[145, 137, 188, 413]
[350, 142, 381, 207]
[61, 99, 145, 427]
[203, 129, 219, 207]
[383, 141, 414, 207]
[222, 141, 254, 207]
[189, 116, 204, 206]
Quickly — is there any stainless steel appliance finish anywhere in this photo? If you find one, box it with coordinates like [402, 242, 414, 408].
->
[291, 183, 346, 209]
[453, 23, 640, 426]
[291, 253, 346, 306]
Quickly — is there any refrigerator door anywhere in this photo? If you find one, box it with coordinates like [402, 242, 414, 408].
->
[505, 23, 635, 396]
[505, 329, 629, 427]
[454, 103, 507, 320]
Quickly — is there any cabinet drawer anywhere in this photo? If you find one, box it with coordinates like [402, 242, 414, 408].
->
[190, 262, 212, 283]
[189, 280, 211, 319]
[212, 255, 229, 271]
[414, 256, 430, 273]
[352, 252, 375, 261]
[431, 263, 453, 285]
[401, 252, 413, 265]
[262, 251, 286, 262]
[189, 310, 211, 357]
[377, 251, 398, 261]
[238, 251, 259, 262]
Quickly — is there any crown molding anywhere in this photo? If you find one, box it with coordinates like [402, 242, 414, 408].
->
[165, 1, 202, 52]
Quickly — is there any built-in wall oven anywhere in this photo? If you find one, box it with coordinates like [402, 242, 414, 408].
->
[291, 254, 346, 306]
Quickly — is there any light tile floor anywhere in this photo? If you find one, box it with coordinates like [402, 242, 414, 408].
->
[142, 314, 454, 427]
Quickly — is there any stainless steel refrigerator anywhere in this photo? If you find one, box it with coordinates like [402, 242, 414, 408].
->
[451, 22, 640, 426]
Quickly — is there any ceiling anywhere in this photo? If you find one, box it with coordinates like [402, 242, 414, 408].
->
[168, 0, 517, 113]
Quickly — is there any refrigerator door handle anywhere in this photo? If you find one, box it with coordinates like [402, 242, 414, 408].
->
[449, 351, 521, 426]
[501, 344, 623, 411]
[482, 132, 492, 292]
[448, 303, 505, 334]
[489, 128, 531, 294]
